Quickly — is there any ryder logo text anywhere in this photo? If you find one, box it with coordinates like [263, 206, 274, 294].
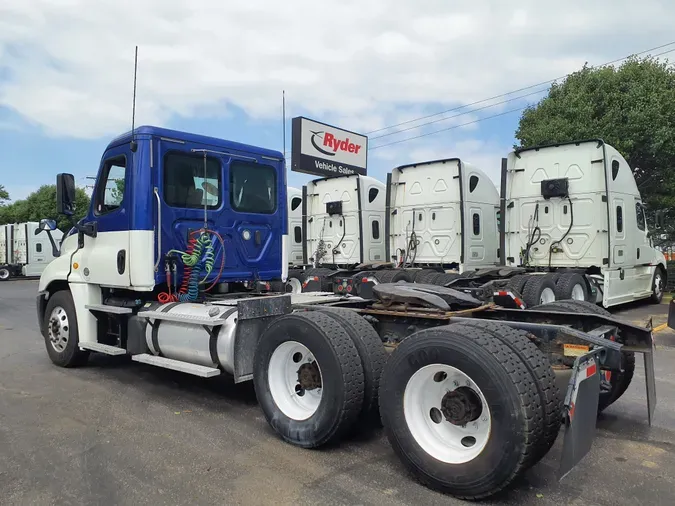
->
[310, 130, 363, 157]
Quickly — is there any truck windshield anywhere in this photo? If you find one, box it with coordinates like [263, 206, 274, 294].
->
[230, 161, 277, 214]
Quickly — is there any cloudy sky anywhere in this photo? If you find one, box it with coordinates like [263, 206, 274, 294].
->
[1, 0, 674, 202]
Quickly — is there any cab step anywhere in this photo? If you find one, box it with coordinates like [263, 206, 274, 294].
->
[79, 342, 127, 355]
[85, 304, 133, 315]
[131, 354, 221, 378]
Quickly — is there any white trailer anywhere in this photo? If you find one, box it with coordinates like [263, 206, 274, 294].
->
[501, 140, 667, 308]
[303, 174, 386, 267]
[386, 158, 500, 274]
[0, 222, 63, 280]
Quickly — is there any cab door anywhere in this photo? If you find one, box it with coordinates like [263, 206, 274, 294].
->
[73, 144, 132, 287]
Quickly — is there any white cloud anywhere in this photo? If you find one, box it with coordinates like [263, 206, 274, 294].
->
[0, 0, 674, 143]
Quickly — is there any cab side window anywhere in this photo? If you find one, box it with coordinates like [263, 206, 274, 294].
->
[164, 152, 221, 209]
[636, 202, 646, 232]
[95, 156, 127, 215]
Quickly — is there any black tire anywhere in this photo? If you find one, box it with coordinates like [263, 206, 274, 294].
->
[0, 267, 11, 281]
[415, 269, 442, 284]
[407, 269, 425, 282]
[506, 274, 529, 296]
[434, 272, 461, 286]
[527, 300, 634, 412]
[379, 326, 541, 499]
[597, 352, 635, 413]
[529, 299, 610, 316]
[374, 269, 412, 284]
[252, 312, 364, 448]
[42, 290, 90, 367]
[650, 267, 665, 304]
[453, 321, 561, 467]
[554, 272, 589, 301]
[521, 275, 557, 307]
[317, 308, 387, 422]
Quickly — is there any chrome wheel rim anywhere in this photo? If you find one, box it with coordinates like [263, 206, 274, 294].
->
[268, 341, 323, 420]
[571, 284, 586, 301]
[403, 364, 491, 464]
[48, 306, 70, 353]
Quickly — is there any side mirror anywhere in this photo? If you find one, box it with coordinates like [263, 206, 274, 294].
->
[56, 173, 76, 216]
[38, 219, 58, 233]
[655, 210, 665, 229]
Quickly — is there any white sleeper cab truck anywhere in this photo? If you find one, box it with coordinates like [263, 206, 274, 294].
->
[386, 158, 500, 283]
[293, 174, 398, 294]
[304, 174, 386, 267]
[0, 222, 63, 280]
[35, 125, 659, 500]
[501, 140, 667, 308]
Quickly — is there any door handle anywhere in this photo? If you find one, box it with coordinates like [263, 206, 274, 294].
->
[117, 250, 126, 274]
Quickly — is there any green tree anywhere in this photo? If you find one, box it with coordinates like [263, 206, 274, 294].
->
[0, 185, 90, 232]
[0, 184, 9, 203]
[515, 56, 675, 241]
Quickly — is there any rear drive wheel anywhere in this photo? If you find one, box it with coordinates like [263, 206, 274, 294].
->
[0, 267, 10, 281]
[253, 312, 364, 448]
[522, 275, 557, 307]
[317, 308, 387, 422]
[505, 274, 529, 296]
[528, 300, 635, 412]
[284, 275, 303, 294]
[374, 269, 412, 284]
[415, 270, 443, 284]
[379, 327, 540, 499]
[554, 273, 589, 301]
[434, 272, 461, 286]
[453, 321, 561, 466]
[650, 268, 665, 304]
[42, 290, 89, 367]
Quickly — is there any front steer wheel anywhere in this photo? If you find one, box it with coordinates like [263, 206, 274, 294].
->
[42, 290, 89, 367]
[252, 311, 364, 448]
[379, 327, 540, 500]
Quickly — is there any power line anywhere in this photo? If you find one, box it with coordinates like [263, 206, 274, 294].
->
[365, 40, 675, 137]
[368, 106, 525, 151]
[369, 87, 548, 141]
[367, 45, 675, 151]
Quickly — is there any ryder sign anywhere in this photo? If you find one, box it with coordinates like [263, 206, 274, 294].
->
[291, 117, 368, 177]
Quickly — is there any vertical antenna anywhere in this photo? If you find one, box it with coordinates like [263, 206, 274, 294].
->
[282, 90, 286, 161]
[130, 45, 139, 152]
[203, 151, 208, 230]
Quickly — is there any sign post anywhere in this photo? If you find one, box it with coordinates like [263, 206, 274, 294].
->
[291, 117, 368, 178]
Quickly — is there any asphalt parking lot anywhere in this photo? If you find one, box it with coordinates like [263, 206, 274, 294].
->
[1, 280, 675, 506]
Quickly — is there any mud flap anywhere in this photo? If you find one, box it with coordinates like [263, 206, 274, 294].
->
[558, 353, 601, 480]
[668, 299, 675, 330]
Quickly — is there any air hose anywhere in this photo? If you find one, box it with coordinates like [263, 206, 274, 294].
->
[158, 229, 225, 303]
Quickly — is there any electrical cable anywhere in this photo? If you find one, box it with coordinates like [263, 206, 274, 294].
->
[549, 197, 574, 269]
[333, 214, 347, 264]
[523, 203, 541, 266]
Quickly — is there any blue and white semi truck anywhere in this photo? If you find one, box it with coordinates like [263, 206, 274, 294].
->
[35, 126, 657, 500]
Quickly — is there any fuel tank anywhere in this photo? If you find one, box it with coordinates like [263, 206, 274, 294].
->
[142, 302, 239, 374]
